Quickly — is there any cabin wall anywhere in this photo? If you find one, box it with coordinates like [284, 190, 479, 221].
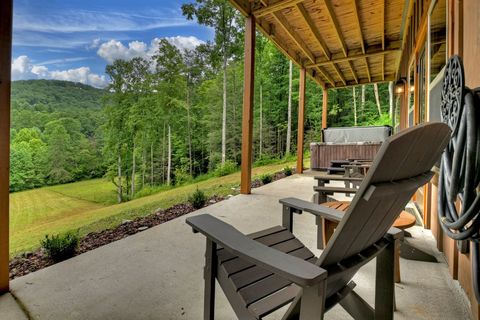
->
[398, 0, 480, 318]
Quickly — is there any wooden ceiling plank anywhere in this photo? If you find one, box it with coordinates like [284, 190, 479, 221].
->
[322, 0, 348, 57]
[352, 0, 366, 54]
[306, 48, 401, 67]
[381, 0, 386, 51]
[316, 66, 336, 86]
[347, 61, 359, 83]
[331, 63, 346, 85]
[295, 3, 331, 59]
[365, 58, 371, 82]
[254, 0, 304, 18]
[326, 74, 396, 89]
[272, 11, 316, 63]
[272, 11, 335, 86]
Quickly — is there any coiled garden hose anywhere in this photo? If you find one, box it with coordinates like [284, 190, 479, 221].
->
[438, 55, 480, 301]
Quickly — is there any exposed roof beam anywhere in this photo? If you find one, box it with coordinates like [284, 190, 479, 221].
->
[295, 2, 345, 85]
[326, 74, 396, 89]
[322, 0, 348, 57]
[352, 0, 366, 54]
[306, 48, 401, 67]
[381, 0, 385, 80]
[316, 67, 336, 86]
[254, 0, 304, 18]
[272, 12, 315, 63]
[272, 11, 335, 86]
[295, 3, 330, 59]
[330, 64, 346, 86]
[347, 61, 359, 83]
[256, 19, 327, 88]
[365, 58, 371, 82]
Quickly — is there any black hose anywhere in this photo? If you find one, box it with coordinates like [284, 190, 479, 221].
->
[438, 56, 480, 301]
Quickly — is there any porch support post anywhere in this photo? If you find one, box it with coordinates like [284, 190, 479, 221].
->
[296, 68, 306, 174]
[322, 88, 328, 129]
[240, 15, 256, 194]
[0, 0, 13, 293]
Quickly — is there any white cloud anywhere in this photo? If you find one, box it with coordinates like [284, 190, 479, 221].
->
[96, 36, 205, 63]
[11, 55, 108, 88]
[87, 38, 102, 50]
[97, 40, 147, 63]
[165, 36, 204, 52]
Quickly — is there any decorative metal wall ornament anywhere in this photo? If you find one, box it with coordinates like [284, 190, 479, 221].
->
[440, 55, 465, 135]
[438, 55, 480, 301]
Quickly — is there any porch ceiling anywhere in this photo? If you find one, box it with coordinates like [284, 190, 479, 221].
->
[230, 0, 411, 89]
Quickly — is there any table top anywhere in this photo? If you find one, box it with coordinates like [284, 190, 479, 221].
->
[320, 201, 417, 230]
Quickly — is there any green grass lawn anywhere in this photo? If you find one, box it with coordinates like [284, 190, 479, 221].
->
[10, 160, 305, 257]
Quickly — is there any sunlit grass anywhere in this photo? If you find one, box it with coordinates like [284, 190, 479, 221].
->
[9, 158, 308, 257]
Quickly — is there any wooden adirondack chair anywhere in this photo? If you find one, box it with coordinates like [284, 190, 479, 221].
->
[186, 122, 451, 320]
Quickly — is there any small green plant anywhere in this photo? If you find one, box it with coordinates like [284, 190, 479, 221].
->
[260, 173, 273, 185]
[213, 160, 237, 177]
[41, 231, 79, 262]
[189, 187, 207, 209]
[283, 166, 293, 176]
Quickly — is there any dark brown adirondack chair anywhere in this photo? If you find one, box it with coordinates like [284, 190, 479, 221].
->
[186, 122, 451, 320]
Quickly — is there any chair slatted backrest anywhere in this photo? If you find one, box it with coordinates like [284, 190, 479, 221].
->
[317, 122, 451, 271]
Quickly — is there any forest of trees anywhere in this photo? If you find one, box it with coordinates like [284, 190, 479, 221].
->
[10, 0, 394, 198]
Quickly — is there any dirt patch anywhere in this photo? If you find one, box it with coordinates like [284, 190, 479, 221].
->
[9, 169, 292, 280]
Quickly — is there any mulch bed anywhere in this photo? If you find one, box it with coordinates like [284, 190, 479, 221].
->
[9, 169, 294, 280]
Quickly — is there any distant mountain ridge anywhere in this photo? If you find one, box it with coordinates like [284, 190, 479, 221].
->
[11, 79, 106, 111]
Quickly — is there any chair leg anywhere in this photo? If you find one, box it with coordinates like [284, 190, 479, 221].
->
[394, 238, 401, 283]
[204, 239, 217, 320]
[299, 281, 327, 320]
[375, 240, 395, 320]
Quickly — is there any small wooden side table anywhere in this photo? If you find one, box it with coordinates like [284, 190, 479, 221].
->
[319, 201, 416, 283]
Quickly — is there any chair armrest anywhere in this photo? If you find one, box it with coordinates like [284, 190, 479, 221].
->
[186, 214, 327, 287]
[279, 197, 344, 222]
[386, 227, 404, 241]
[314, 186, 358, 194]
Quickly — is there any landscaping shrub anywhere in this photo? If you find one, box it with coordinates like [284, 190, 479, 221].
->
[189, 188, 207, 209]
[213, 160, 237, 177]
[41, 231, 79, 262]
[283, 166, 293, 176]
[260, 173, 273, 184]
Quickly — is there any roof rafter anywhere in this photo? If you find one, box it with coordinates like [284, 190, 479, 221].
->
[381, 0, 385, 80]
[295, 2, 346, 85]
[272, 11, 335, 86]
[253, 0, 304, 18]
[322, 0, 348, 57]
[350, 0, 371, 83]
[254, 14, 327, 88]
[306, 48, 401, 67]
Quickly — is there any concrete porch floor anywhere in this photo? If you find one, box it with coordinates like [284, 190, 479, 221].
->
[2, 172, 472, 319]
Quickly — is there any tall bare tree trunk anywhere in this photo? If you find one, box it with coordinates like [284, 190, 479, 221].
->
[286, 60, 293, 155]
[167, 125, 172, 186]
[221, 54, 227, 165]
[131, 141, 136, 196]
[117, 153, 122, 203]
[388, 81, 394, 118]
[150, 142, 154, 185]
[259, 83, 263, 156]
[162, 122, 166, 184]
[374, 83, 382, 116]
[141, 148, 146, 189]
[353, 87, 358, 126]
[361, 85, 366, 115]
[186, 87, 193, 176]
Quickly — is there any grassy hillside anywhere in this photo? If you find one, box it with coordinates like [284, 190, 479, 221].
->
[11, 79, 105, 111]
[10, 160, 304, 256]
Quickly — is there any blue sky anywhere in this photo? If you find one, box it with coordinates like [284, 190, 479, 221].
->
[12, 0, 213, 87]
